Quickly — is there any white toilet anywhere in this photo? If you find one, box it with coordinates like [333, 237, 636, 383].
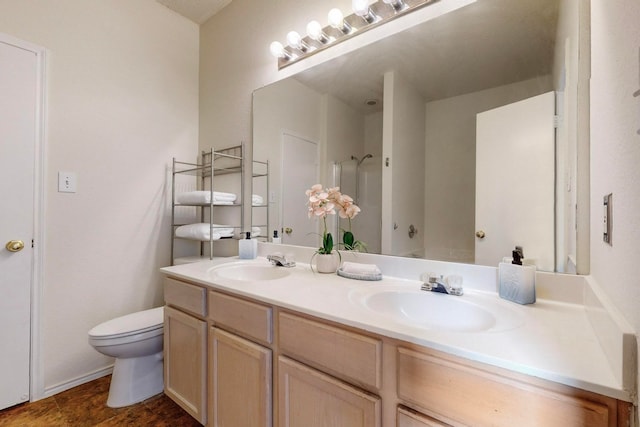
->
[88, 306, 165, 408]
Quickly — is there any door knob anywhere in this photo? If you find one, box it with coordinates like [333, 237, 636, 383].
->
[5, 240, 25, 252]
[475, 230, 486, 239]
[283, 227, 293, 235]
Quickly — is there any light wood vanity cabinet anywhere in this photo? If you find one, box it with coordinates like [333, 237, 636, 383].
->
[278, 312, 382, 392]
[396, 346, 629, 427]
[163, 278, 208, 425]
[207, 290, 273, 427]
[163, 275, 632, 427]
[209, 327, 272, 426]
[278, 356, 381, 427]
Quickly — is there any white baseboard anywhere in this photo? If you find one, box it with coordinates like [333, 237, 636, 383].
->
[38, 365, 113, 401]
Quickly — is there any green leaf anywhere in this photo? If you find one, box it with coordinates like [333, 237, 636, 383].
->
[343, 231, 354, 249]
[323, 232, 333, 254]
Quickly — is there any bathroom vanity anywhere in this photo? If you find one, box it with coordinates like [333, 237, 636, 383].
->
[161, 255, 635, 427]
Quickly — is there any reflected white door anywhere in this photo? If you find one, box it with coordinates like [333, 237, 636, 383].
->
[475, 92, 555, 271]
[281, 132, 318, 247]
[0, 37, 37, 409]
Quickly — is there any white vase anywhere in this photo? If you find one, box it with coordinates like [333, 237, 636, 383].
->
[314, 253, 339, 274]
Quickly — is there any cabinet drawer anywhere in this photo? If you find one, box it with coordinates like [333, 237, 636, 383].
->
[208, 291, 272, 345]
[164, 277, 207, 317]
[397, 347, 616, 427]
[278, 312, 381, 391]
[397, 406, 450, 427]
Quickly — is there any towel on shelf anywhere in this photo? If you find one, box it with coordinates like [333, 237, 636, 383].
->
[175, 223, 235, 241]
[252, 194, 264, 205]
[234, 227, 262, 239]
[176, 191, 237, 205]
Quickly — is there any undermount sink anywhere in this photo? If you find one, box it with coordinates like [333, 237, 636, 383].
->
[349, 285, 524, 333]
[208, 262, 291, 282]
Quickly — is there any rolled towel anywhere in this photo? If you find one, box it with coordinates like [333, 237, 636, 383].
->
[252, 194, 264, 205]
[175, 223, 223, 241]
[213, 191, 237, 201]
[176, 191, 237, 204]
[340, 262, 381, 274]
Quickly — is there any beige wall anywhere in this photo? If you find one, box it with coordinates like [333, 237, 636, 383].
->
[0, 0, 199, 395]
[198, 0, 353, 152]
[590, 0, 640, 402]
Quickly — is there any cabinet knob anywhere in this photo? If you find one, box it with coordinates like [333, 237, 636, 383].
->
[283, 227, 293, 235]
[475, 230, 486, 239]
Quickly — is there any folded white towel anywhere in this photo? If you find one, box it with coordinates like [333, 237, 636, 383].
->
[252, 194, 264, 205]
[176, 191, 237, 204]
[340, 262, 381, 274]
[175, 223, 223, 241]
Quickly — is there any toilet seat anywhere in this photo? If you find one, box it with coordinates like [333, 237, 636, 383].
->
[89, 306, 164, 340]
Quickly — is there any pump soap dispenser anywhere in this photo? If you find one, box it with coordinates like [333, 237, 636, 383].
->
[238, 231, 258, 259]
[498, 246, 536, 305]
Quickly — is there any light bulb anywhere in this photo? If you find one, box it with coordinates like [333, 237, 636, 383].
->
[328, 8, 344, 28]
[352, 0, 369, 16]
[286, 31, 307, 51]
[269, 41, 289, 59]
[352, 0, 377, 23]
[328, 8, 351, 33]
[306, 20, 324, 41]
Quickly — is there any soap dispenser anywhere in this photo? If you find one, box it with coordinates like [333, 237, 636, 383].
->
[238, 231, 258, 259]
[272, 230, 281, 244]
[498, 246, 536, 304]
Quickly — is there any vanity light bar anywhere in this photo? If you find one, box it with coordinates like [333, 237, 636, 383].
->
[270, 0, 438, 69]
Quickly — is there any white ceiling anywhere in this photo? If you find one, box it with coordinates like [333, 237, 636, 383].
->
[156, 0, 231, 24]
[294, 0, 560, 113]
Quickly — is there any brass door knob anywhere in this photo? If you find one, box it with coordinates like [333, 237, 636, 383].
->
[5, 240, 25, 252]
[283, 227, 293, 235]
[475, 230, 486, 239]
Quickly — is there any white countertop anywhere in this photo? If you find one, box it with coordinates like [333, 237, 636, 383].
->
[161, 254, 634, 402]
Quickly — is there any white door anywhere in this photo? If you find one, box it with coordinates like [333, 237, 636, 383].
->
[0, 37, 37, 409]
[281, 132, 318, 247]
[475, 92, 555, 271]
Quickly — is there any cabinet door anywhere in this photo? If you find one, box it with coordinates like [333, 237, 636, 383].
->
[278, 356, 381, 427]
[209, 327, 272, 427]
[164, 306, 207, 425]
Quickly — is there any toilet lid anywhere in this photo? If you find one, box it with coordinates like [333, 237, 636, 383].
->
[89, 306, 164, 339]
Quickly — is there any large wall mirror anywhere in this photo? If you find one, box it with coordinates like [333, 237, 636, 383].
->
[252, 0, 589, 273]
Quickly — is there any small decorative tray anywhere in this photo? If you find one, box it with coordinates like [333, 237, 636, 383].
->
[336, 268, 383, 281]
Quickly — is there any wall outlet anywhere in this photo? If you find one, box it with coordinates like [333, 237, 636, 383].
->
[58, 171, 77, 193]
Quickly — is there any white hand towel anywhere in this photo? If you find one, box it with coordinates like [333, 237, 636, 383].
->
[252, 194, 264, 205]
[340, 262, 381, 274]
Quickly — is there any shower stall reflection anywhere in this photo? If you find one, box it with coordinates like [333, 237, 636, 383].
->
[333, 155, 382, 253]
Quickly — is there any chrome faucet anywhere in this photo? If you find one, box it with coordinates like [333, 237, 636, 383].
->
[267, 253, 296, 268]
[420, 274, 463, 296]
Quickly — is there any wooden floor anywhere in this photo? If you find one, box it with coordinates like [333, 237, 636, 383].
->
[0, 376, 201, 427]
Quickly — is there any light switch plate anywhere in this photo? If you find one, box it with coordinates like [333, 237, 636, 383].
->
[58, 171, 77, 193]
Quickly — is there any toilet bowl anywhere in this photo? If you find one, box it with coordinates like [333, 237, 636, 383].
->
[88, 306, 164, 408]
